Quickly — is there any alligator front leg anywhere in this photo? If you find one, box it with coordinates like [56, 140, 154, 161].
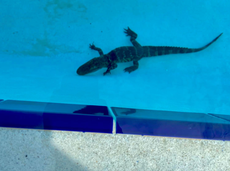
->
[124, 60, 139, 73]
[103, 62, 117, 75]
[89, 43, 104, 56]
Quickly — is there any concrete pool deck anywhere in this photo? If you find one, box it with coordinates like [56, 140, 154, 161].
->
[1, 127, 230, 171]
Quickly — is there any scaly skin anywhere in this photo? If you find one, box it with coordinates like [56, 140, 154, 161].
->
[77, 27, 222, 76]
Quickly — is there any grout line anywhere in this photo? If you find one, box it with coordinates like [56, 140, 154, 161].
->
[107, 106, 116, 134]
[207, 113, 230, 123]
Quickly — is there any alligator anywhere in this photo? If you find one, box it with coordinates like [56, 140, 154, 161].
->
[77, 27, 222, 76]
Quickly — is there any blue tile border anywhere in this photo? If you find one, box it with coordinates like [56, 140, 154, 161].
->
[112, 107, 230, 141]
[0, 100, 113, 133]
[0, 99, 230, 140]
[43, 112, 111, 133]
[115, 117, 230, 140]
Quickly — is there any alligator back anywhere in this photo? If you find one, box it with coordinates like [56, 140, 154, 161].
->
[107, 33, 222, 62]
[141, 46, 195, 57]
[108, 46, 138, 62]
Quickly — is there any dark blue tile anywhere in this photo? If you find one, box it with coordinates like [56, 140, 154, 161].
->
[43, 112, 112, 133]
[113, 107, 230, 141]
[0, 100, 113, 133]
[0, 109, 43, 129]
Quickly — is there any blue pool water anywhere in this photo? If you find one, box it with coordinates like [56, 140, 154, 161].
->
[0, 0, 229, 115]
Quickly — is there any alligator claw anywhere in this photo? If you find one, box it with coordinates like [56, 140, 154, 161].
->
[124, 27, 137, 38]
[89, 43, 95, 49]
[103, 70, 111, 75]
[124, 27, 131, 36]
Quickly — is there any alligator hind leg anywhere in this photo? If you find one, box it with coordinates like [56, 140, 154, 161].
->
[124, 27, 143, 58]
[124, 27, 142, 48]
[124, 27, 142, 73]
[89, 43, 104, 56]
[124, 60, 139, 73]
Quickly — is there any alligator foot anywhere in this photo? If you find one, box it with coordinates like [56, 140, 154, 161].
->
[124, 27, 137, 39]
[103, 70, 111, 76]
[89, 43, 104, 55]
[89, 43, 96, 49]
